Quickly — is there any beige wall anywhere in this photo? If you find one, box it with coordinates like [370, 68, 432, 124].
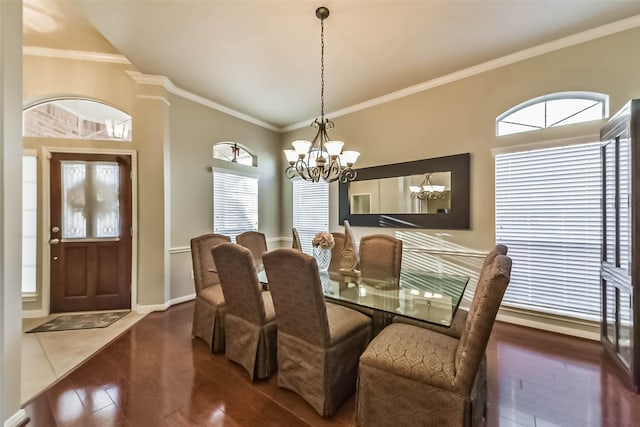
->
[2, 0, 24, 423]
[168, 94, 281, 300]
[281, 26, 640, 257]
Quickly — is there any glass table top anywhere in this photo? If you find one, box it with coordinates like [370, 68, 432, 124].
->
[258, 269, 469, 327]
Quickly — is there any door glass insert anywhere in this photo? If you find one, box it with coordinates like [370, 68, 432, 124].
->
[61, 161, 120, 239]
[604, 141, 616, 263]
[605, 281, 616, 345]
[619, 290, 632, 368]
[619, 130, 631, 274]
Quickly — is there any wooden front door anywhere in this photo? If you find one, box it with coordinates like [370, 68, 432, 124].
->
[49, 153, 132, 312]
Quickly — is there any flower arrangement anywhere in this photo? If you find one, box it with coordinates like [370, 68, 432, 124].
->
[312, 232, 335, 249]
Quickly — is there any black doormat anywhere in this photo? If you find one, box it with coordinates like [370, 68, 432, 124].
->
[26, 311, 129, 333]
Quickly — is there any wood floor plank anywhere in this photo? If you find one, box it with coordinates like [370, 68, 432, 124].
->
[22, 301, 640, 426]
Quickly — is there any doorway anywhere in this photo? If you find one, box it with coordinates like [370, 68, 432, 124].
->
[49, 152, 132, 312]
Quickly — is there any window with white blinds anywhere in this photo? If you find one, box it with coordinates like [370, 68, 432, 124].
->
[213, 169, 258, 241]
[495, 142, 602, 321]
[292, 179, 329, 254]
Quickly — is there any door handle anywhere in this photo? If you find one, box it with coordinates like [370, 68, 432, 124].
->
[49, 238, 60, 245]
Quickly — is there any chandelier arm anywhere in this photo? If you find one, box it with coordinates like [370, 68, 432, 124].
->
[339, 167, 357, 183]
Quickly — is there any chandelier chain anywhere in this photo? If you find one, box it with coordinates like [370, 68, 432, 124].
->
[320, 16, 325, 121]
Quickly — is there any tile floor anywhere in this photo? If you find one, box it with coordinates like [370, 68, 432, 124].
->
[21, 310, 147, 404]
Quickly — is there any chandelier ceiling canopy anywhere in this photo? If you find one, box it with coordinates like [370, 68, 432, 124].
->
[283, 6, 359, 184]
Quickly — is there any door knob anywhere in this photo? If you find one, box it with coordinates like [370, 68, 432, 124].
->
[49, 238, 60, 245]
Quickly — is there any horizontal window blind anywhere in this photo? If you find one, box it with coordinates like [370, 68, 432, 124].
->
[23, 155, 37, 294]
[213, 169, 258, 241]
[495, 142, 602, 321]
[292, 179, 329, 255]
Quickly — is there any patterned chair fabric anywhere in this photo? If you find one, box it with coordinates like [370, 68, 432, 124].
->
[292, 227, 302, 251]
[190, 233, 231, 352]
[263, 248, 372, 417]
[329, 232, 345, 273]
[212, 242, 277, 380]
[358, 234, 403, 287]
[236, 231, 268, 269]
[356, 254, 512, 427]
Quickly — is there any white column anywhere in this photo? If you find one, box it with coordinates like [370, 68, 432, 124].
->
[0, 1, 26, 426]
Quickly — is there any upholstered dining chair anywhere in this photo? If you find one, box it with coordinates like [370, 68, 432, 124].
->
[190, 233, 231, 352]
[211, 242, 277, 380]
[356, 253, 512, 427]
[292, 227, 302, 251]
[329, 232, 345, 273]
[236, 231, 268, 269]
[390, 244, 508, 425]
[359, 234, 403, 286]
[263, 248, 372, 417]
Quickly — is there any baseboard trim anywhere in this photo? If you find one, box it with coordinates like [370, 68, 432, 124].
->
[4, 409, 27, 427]
[169, 293, 196, 306]
[497, 308, 600, 341]
[21, 309, 45, 319]
[135, 293, 196, 313]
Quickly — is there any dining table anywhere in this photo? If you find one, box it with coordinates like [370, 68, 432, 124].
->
[257, 268, 469, 335]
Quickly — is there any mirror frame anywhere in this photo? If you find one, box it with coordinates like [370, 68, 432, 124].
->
[339, 153, 470, 229]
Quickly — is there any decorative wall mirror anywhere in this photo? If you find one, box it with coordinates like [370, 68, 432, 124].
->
[339, 153, 470, 229]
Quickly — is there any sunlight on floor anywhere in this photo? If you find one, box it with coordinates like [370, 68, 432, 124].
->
[21, 310, 147, 404]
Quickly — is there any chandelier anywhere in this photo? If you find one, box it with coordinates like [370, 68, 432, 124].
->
[283, 7, 360, 183]
[409, 174, 447, 200]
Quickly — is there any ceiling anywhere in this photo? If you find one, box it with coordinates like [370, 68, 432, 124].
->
[23, 1, 640, 129]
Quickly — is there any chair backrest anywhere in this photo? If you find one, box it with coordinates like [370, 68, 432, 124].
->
[292, 227, 302, 251]
[482, 244, 508, 270]
[454, 254, 512, 392]
[190, 233, 231, 293]
[263, 248, 330, 347]
[236, 231, 267, 267]
[329, 232, 345, 273]
[359, 234, 403, 283]
[212, 243, 267, 325]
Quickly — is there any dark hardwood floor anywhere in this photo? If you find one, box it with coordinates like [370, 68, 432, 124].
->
[23, 301, 640, 426]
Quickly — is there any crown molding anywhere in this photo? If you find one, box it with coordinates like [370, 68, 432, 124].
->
[125, 70, 174, 90]
[283, 13, 640, 132]
[169, 85, 280, 132]
[23, 46, 130, 64]
[126, 71, 280, 132]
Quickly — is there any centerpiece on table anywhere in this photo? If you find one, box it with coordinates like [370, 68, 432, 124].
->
[312, 232, 334, 272]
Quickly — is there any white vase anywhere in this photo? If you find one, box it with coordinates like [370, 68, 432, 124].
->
[313, 246, 332, 272]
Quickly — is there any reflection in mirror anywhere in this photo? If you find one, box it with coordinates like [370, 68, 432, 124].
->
[349, 172, 451, 214]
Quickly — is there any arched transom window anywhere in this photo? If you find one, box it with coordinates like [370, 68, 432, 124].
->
[213, 141, 256, 166]
[496, 92, 608, 136]
[23, 98, 132, 141]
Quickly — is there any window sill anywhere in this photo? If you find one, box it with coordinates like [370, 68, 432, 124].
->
[22, 292, 38, 302]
